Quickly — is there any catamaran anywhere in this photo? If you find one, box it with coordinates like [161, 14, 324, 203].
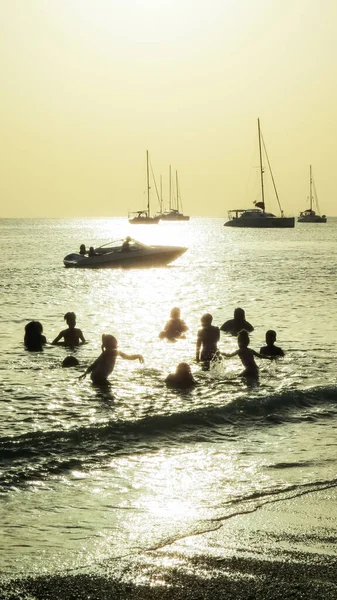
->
[128, 151, 160, 224]
[298, 165, 327, 223]
[224, 119, 295, 228]
[159, 167, 190, 221]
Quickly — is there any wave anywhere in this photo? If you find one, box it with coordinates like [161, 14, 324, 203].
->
[0, 384, 336, 490]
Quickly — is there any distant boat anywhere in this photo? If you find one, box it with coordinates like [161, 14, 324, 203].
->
[159, 167, 190, 221]
[224, 119, 295, 228]
[128, 151, 160, 224]
[298, 166, 327, 223]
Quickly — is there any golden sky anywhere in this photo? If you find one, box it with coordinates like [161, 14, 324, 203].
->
[1, 0, 337, 218]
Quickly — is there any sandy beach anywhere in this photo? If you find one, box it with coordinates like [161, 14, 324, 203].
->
[2, 486, 337, 599]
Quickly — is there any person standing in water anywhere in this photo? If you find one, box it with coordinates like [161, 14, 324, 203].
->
[222, 329, 271, 379]
[159, 307, 188, 341]
[52, 312, 86, 347]
[196, 313, 220, 369]
[220, 308, 254, 336]
[260, 330, 284, 357]
[79, 334, 144, 385]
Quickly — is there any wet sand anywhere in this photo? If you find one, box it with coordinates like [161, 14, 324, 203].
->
[2, 487, 337, 599]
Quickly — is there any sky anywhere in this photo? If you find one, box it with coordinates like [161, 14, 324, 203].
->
[1, 0, 337, 218]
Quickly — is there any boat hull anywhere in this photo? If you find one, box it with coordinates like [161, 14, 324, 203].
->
[64, 246, 187, 268]
[128, 217, 160, 224]
[224, 217, 295, 228]
[160, 214, 190, 221]
[297, 215, 327, 223]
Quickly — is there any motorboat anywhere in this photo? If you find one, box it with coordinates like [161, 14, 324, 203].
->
[224, 119, 294, 228]
[63, 238, 187, 268]
[298, 165, 327, 223]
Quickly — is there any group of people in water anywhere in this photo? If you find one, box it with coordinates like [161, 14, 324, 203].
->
[24, 307, 284, 389]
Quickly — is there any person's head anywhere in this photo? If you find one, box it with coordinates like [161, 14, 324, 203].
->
[176, 362, 192, 377]
[89, 246, 94, 255]
[24, 321, 44, 350]
[170, 307, 181, 319]
[80, 244, 86, 254]
[126, 236, 131, 242]
[237, 329, 250, 348]
[201, 313, 213, 326]
[234, 308, 245, 321]
[25, 320, 43, 337]
[102, 334, 118, 351]
[64, 312, 76, 328]
[265, 330, 276, 345]
[62, 356, 79, 368]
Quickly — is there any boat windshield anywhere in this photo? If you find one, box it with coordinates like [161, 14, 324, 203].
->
[228, 209, 276, 219]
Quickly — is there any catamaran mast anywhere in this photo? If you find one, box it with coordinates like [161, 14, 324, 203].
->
[146, 150, 150, 216]
[176, 170, 179, 212]
[169, 165, 172, 211]
[258, 118, 265, 213]
[309, 165, 313, 211]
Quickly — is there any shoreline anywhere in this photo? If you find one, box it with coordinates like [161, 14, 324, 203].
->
[2, 487, 337, 599]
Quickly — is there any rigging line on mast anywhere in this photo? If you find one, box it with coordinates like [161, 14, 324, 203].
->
[312, 175, 321, 215]
[149, 158, 162, 208]
[261, 133, 283, 216]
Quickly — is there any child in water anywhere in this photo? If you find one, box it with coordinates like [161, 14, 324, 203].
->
[159, 307, 188, 341]
[223, 329, 271, 378]
[165, 362, 196, 389]
[196, 313, 220, 369]
[24, 321, 47, 351]
[79, 334, 144, 385]
[52, 312, 86, 347]
[260, 330, 284, 357]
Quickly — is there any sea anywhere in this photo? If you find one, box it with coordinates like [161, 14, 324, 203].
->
[1, 217, 337, 599]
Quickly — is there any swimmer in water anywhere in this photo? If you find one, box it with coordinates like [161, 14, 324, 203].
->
[196, 313, 220, 370]
[79, 334, 144, 385]
[24, 321, 47, 351]
[52, 312, 86, 347]
[222, 329, 271, 378]
[159, 307, 188, 341]
[165, 362, 196, 389]
[260, 330, 284, 357]
[220, 307, 254, 336]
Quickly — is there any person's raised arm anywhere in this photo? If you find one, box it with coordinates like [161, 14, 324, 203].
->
[118, 351, 144, 363]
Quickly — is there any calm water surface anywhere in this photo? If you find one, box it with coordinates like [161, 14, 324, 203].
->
[1, 217, 337, 583]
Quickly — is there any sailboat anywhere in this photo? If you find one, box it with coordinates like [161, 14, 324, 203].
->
[128, 150, 160, 224]
[159, 167, 190, 221]
[224, 119, 295, 228]
[298, 166, 327, 223]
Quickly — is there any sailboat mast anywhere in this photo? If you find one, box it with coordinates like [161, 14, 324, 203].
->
[160, 175, 163, 213]
[146, 150, 150, 216]
[169, 165, 172, 211]
[309, 165, 313, 211]
[175, 170, 179, 211]
[258, 118, 265, 212]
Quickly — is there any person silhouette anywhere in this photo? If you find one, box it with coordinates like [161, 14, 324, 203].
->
[260, 330, 284, 357]
[52, 312, 86, 347]
[196, 313, 220, 369]
[79, 334, 144, 385]
[222, 329, 271, 379]
[159, 307, 188, 341]
[24, 321, 47, 351]
[220, 308, 254, 336]
[165, 363, 196, 389]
